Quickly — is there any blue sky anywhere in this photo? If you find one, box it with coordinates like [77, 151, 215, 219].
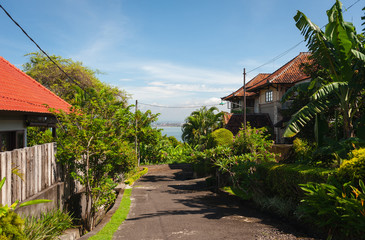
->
[0, 0, 363, 122]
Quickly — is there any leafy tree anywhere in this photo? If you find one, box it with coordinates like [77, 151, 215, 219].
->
[55, 104, 136, 232]
[283, 0, 365, 139]
[182, 106, 223, 148]
[23, 52, 129, 105]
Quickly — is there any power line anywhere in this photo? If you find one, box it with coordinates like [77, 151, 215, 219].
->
[139, 102, 223, 109]
[344, 0, 361, 11]
[246, 0, 361, 75]
[246, 40, 305, 74]
[0, 4, 89, 96]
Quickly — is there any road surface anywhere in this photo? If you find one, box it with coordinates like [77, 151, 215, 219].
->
[113, 164, 316, 240]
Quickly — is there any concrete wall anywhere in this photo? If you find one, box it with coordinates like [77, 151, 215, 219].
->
[16, 182, 65, 218]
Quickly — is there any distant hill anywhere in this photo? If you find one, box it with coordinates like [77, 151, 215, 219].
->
[154, 122, 183, 127]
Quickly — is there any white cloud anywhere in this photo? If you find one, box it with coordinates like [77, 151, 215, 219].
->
[139, 61, 241, 85]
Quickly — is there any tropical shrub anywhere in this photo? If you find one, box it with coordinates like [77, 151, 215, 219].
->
[232, 125, 276, 162]
[0, 177, 51, 239]
[256, 163, 334, 203]
[181, 106, 223, 149]
[191, 146, 231, 177]
[292, 138, 313, 164]
[297, 180, 365, 239]
[124, 167, 148, 186]
[214, 153, 259, 195]
[24, 209, 73, 240]
[0, 209, 25, 240]
[337, 148, 365, 184]
[209, 128, 233, 148]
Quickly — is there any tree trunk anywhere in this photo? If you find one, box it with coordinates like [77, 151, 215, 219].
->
[342, 107, 354, 139]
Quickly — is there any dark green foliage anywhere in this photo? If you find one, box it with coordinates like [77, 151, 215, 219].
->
[297, 180, 365, 239]
[256, 163, 334, 203]
[291, 138, 313, 163]
[284, 0, 365, 139]
[0, 209, 26, 240]
[212, 125, 277, 191]
[24, 209, 73, 240]
[209, 128, 233, 148]
[231, 125, 275, 162]
[27, 127, 54, 147]
[337, 148, 365, 184]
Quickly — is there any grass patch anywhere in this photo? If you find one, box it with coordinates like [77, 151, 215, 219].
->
[24, 209, 74, 240]
[124, 167, 148, 186]
[89, 188, 132, 240]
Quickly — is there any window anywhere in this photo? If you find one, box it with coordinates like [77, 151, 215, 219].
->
[0, 131, 25, 152]
[265, 90, 273, 102]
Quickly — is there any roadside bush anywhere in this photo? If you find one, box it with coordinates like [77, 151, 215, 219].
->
[24, 209, 73, 240]
[191, 146, 231, 177]
[297, 180, 365, 239]
[292, 138, 313, 163]
[209, 128, 233, 148]
[124, 167, 148, 186]
[232, 125, 275, 162]
[337, 148, 365, 185]
[0, 209, 26, 240]
[256, 163, 334, 203]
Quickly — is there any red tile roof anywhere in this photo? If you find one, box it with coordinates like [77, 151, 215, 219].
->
[0, 56, 71, 114]
[247, 52, 311, 91]
[221, 73, 270, 101]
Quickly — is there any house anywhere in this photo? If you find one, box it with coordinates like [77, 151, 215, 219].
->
[0, 56, 71, 151]
[221, 52, 311, 143]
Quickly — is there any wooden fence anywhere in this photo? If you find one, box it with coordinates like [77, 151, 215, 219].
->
[0, 143, 58, 206]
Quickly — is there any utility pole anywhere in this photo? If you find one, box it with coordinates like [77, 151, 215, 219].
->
[243, 68, 247, 131]
[135, 100, 139, 166]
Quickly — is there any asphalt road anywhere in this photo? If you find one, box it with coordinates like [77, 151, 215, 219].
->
[113, 164, 317, 240]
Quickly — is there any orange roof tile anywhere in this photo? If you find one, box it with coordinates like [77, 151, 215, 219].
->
[248, 52, 311, 91]
[0, 56, 71, 114]
[221, 73, 270, 101]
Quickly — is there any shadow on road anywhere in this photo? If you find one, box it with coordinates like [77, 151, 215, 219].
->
[129, 164, 316, 239]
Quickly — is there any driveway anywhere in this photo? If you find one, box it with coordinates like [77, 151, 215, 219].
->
[113, 164, 317, 240]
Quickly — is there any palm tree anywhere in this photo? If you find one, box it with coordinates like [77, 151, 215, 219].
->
[181, 106, 223, 147]
[283, 0, 365, 139]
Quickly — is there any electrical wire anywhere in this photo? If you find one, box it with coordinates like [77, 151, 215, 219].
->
[0, 4, 89, 96]
[246, 0, 361, 75]
[139, 102, 223, 109]
[246, 40, 305, 74]
[344, 0, 361, 11]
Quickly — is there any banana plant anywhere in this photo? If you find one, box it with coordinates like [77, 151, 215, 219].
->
[283, 0, 365, 139]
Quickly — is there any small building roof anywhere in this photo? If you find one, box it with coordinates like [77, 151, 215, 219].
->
[247, 52, 311, 91]
[224, 113, 273, 135]
[222, 52, 312, 100]
[221, 73, 270, 101]
[0, 56, 71, 114]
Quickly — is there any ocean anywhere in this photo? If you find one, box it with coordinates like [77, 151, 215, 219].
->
[159, 126, 183, 142]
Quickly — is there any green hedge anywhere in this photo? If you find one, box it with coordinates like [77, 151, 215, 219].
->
[256, 163, 335, 203]
[124, 167, 148, 186]
[337, 148, 365, 185]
